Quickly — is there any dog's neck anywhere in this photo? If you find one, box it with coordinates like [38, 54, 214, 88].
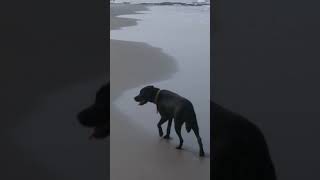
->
[150, 88, 161, 104]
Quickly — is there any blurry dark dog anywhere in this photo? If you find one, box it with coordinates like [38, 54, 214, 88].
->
[78, 83, 109, 139]
[212, 102, 277, 179]
[134, 85, 205, 157]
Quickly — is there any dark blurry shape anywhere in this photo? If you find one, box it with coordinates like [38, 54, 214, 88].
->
[78, 83, 109, 139]
[212, 102, 276, 179]
[134, 85, 205, 157]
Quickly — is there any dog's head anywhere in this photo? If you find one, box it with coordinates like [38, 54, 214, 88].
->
[78, 83, 109, 139]
[134, 85, 158, 105]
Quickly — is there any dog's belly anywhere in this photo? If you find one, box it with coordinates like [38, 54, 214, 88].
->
[157, 98, 189, 119]
[158, 108, 174, 119]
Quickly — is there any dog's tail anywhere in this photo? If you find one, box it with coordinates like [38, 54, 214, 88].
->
[185, 110, 198, 133]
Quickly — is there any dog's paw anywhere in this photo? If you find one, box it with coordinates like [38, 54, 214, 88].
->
[163, 135, 171, 139]
[176, 146, 182, 150]
[159, 131, 163, 137]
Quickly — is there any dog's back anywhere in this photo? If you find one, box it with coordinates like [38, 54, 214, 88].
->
[212, 102, 277, 179]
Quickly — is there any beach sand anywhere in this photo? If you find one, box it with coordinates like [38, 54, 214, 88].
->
[110, 4, 210, 180]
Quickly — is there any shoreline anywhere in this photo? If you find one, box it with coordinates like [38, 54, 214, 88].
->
[111, 4, 148, 30]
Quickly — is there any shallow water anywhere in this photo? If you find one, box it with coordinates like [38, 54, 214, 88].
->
[111, 6, 210, 153]
[112, 0, 210, 4]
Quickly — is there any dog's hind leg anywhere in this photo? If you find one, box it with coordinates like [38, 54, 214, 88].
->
[164, 119, 173, 139]
[157, 118, 167, 137]
[193, 127, 205, 157]
[175, 123, 184, 149]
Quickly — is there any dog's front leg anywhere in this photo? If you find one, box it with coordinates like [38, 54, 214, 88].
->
[164, 119, 172, 139]
[157, 118, 167, 137]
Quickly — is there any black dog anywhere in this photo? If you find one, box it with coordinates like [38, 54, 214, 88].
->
[212, 102, 277, 179]
[78, 83, 109, 139]
[134, 85, 205, 157]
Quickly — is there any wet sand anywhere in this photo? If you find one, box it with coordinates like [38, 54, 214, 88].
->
[110, 4, 209, 180]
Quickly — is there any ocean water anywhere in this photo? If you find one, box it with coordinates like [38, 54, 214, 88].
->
[111, 0, 210, 4]
[111, 6, 210, 153]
